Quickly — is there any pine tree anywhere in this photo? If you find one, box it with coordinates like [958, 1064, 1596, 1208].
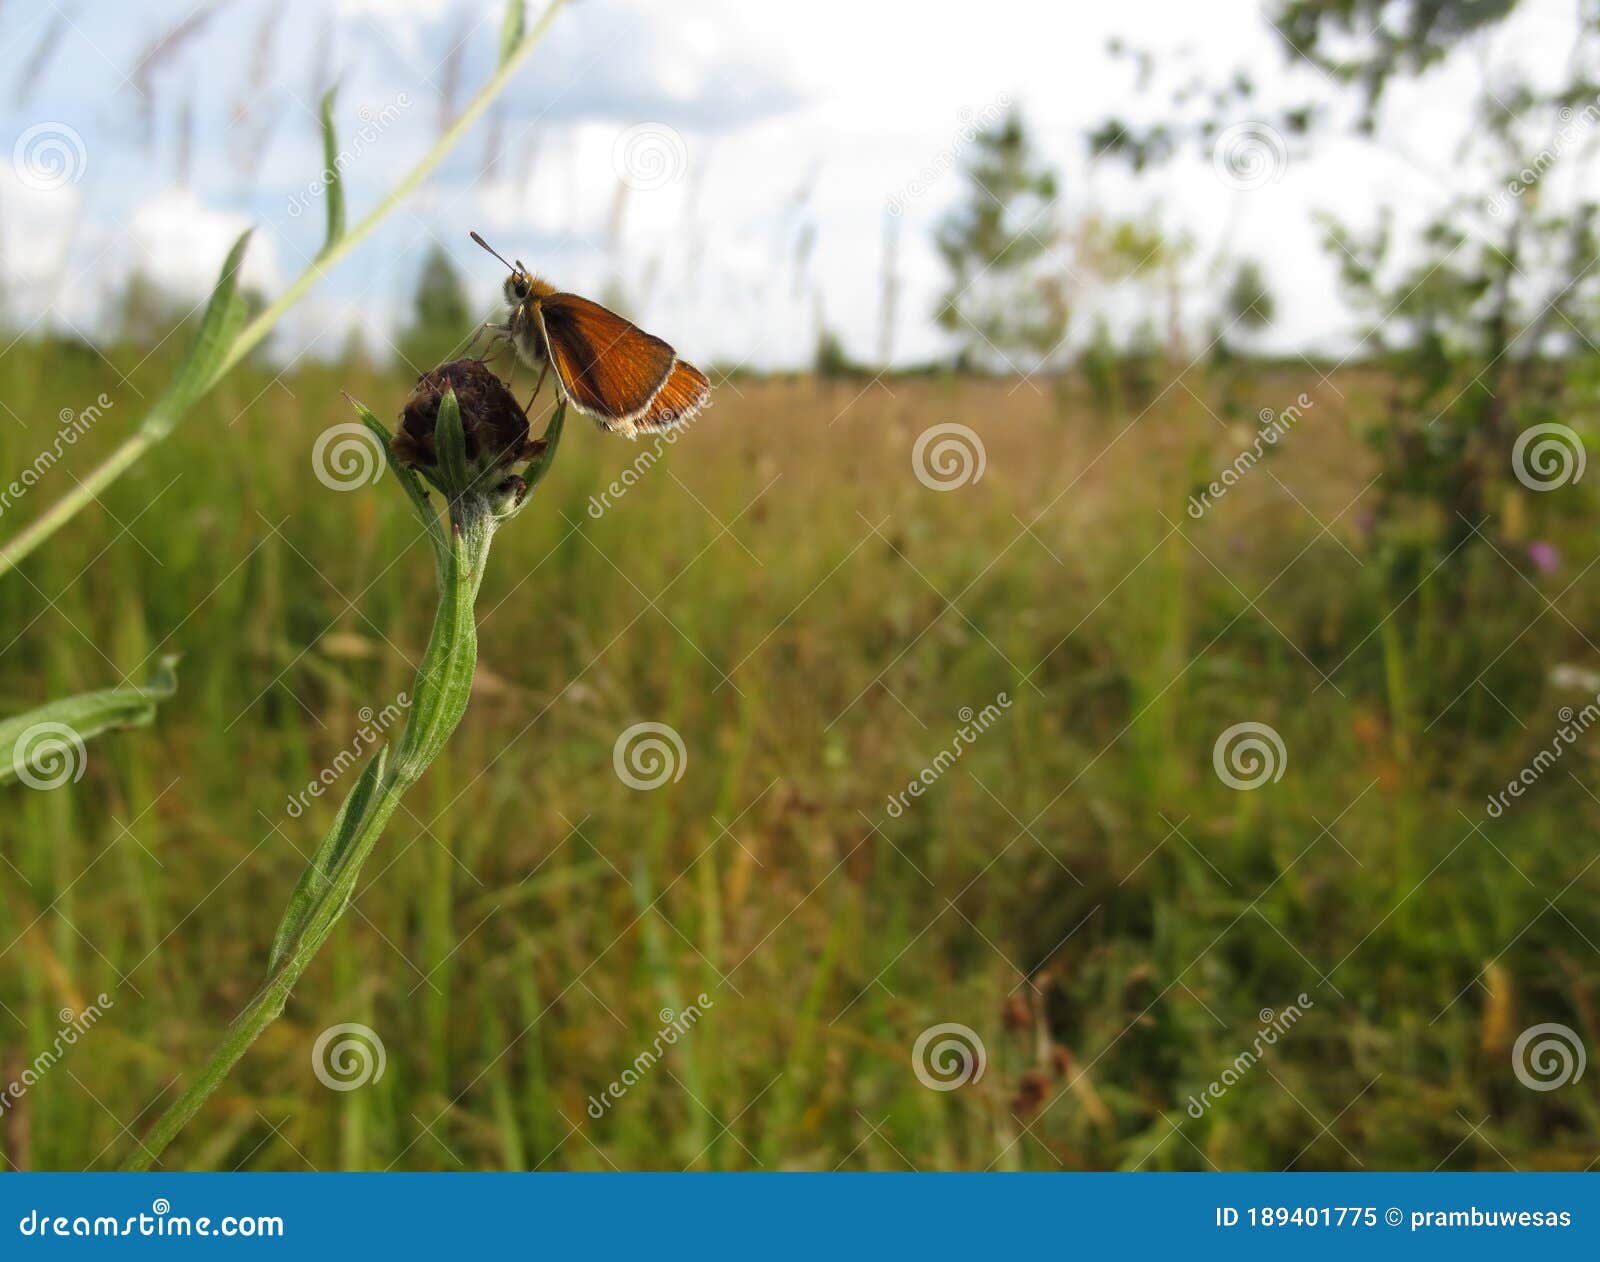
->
[398, 244, 472, 373]
[935, 110, 1067, 372]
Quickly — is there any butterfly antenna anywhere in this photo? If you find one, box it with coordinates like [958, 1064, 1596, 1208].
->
[469, 230, 517, 273]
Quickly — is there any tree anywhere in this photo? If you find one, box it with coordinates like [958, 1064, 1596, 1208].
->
[110, 270, 190, 350]
[935, 110, 1068, 373]
[1091, 0, 1600, 557]
[1282, 1, 1600, 554]
[1221, 259, 1275, 342]
[1273, 0, 1520, 128]
[1210, 257, 1278, 420]
[398, 244, 472, 373]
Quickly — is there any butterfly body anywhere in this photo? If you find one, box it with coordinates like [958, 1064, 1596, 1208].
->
[476, 233, 709, 439]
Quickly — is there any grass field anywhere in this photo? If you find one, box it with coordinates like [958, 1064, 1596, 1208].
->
[1, 341, 1597, 1171]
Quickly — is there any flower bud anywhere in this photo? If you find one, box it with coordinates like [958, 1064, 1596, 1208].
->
[393, 359, 538, 493]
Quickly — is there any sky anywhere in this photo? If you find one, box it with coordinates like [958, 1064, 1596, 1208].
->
[0, 0, 1585, 371]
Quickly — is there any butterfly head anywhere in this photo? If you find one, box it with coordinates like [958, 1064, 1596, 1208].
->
[473, 232, 552, 311]
[503, 271, 532, 306]
[503, 269, 556, 308]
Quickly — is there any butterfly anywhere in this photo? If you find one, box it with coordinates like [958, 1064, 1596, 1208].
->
[471, 232, 710, 440]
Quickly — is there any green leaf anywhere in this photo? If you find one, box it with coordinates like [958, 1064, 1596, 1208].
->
[267, 744, 388, 974]
[350, 397, 447, 561]
[523, 401, 566, 495]
[434, 388, 470, 496]
[0, 656, 179, 788]
[318, 87, 346, 257]
[143, 230, 253, 440]
[498, 0, 526, 66]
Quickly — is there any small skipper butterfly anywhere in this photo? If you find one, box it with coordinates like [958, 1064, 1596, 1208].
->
[471, 231, 710, 439]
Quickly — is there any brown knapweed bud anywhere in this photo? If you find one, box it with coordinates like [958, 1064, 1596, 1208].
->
[393, 359, 538, 474]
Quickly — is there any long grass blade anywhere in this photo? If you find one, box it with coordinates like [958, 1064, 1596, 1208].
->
[143, 231, 252, 440]
[499, 0, 526, 68]
[317, 86, 346, 257]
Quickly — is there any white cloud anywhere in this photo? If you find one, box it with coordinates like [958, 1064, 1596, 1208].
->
[0, 173, 86, 317]
[127, 190, 282, 299]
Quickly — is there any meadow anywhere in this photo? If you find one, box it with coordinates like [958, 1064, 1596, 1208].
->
[0, 339, 1596, 1171]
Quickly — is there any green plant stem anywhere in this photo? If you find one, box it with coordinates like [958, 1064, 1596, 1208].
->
[120, 497, 499, 1171]
[0, 0, 566, 583]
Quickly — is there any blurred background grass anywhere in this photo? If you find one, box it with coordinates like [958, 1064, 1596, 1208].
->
[1, 334, 1596, 1171]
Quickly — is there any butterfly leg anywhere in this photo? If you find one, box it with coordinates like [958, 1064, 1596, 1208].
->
[523, 360, 549, 415]
[485, 330, 514, 371]
[462, 320, 511, 362]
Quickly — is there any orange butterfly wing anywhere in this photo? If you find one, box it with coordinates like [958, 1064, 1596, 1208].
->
[635, 359, 711, 434]
[534, 293, 676, 426]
